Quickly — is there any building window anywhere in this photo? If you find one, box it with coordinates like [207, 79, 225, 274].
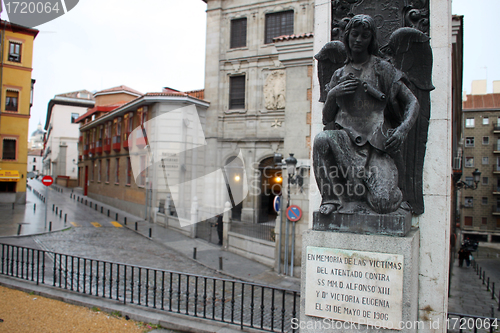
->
[483, 177, 489, 185]
[483, 136, 489, 145]
[8, 42, 21, 62]
[5, 90, 19, 112]
[482, 217, 488, 225]
[97, 160, 101, 182]
[115, 158, 119, 184]
[465, 176, 473, 187]
[497, 157, 500, 172]
[33, 157, 36, 162]
[465, 137, 474, 147]
[230, 18, 247, 48]
[2, 138, 16, 160]
[126, 157, 131, 185]
[483, 117, 489, 125]
[464, 157, 474, 168]
[229, 75, 245, 109]
[33, 165, 36, 171]
[265, 10, 294, 44]
[106, 159, 110, 183]
[482, 157, 489, 165]
[482, 197, 488, 205]
[71, 113, 79, 123]
[464, 197, 473, 208]
[464, 216, 473, 226]
[465, 117, 475, 128]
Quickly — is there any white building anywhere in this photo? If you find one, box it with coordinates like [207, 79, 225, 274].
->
[43, 90, 94, 179]
[27, 148, 43, 177]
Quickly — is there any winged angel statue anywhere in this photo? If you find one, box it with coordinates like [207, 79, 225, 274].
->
[313, 14, 433, 216]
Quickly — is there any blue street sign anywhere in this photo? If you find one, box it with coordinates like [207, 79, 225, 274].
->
[273, 196, 281, 213]
[286, 205, 302, 222]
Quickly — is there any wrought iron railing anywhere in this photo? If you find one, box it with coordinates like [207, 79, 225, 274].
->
[0, 243, 299, 332]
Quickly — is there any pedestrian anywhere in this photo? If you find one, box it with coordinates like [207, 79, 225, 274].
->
[458, 248, 465, 267]
[464, 248, 471, 267]
[216, 214, 223, 245]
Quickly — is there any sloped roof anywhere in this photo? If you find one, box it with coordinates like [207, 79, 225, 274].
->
[463, 93, 500, 110]
[94, 85, 142, 97]
[55, 89, 94, 100]
[75, 104, 124, 123]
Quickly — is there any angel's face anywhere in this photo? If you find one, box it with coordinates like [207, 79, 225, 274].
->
[348, 25, 372, 54]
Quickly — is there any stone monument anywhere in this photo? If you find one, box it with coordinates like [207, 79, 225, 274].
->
[302, 0, 451, 331]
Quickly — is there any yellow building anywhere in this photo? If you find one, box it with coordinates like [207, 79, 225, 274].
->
[0, 21, 38, 203]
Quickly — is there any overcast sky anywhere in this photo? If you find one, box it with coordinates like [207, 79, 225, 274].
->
[2, 0, 498, 135]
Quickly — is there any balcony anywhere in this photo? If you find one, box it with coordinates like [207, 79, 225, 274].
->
[494, 165, 500, 175]
[83, 144, 89, 156]
[494, 125, 500, 134]
[112, 136, 121, 152]
[136, 128, 147, 148]
[103, 138, 111, 153]
[494, 144, 500, 154]
[123, 132, 131, 150]
[493, 205, 500, 215]
[493, 185, 500, 195]
[89, 142, 95, 155]
[95, 140, 103, 155]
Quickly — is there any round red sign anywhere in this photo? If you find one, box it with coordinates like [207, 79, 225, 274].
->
[41, 175, 54, 186]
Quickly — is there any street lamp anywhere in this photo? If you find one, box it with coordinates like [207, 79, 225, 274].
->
[456, 168, 481, 190]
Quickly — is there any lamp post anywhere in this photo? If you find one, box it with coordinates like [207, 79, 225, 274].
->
[456, 168, 481, 190]
[284, 153, 297, 276]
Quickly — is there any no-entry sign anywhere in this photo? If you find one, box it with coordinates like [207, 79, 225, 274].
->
[41, 175, 53, 186]
[286, 205, 302, 222]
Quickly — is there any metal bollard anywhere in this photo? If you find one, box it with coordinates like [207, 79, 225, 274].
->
[49, 222, 52, 231]
[488, 277, 490, 290]
[95, 204, 97, 211]
[101, 207, 103, 213]
[56, 207, 58, 214]
[116, 213, 118, 220]
[85, 200, 87, 205]
[64, 214, 67, 222]
[193, 247, 197, 259]
[107, 210, 110, 217]
[219, 257, 223, 270]
[149, 228, 152, 238]
[493, 282, 495, 300]
[124, 217, 127, 225]
[17, 224, 22, 235]
[34, 203, 36, 211]
[60, 210, 62, 218]
[52, 204, 55, 211]
[135, 222, 138, 231]
[483, 271, 486, 285]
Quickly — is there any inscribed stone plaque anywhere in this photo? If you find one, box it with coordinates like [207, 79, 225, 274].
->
[305, 247, 404, 330]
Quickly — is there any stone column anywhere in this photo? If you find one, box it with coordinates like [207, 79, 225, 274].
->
[223, 201, 231, 249]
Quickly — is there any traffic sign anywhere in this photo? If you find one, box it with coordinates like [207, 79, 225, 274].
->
[41, 175, 53, 186]
[286, 205, 302, 222]
[273, 196, 281, 213]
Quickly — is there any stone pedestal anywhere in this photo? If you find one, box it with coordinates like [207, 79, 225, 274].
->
[300, 229, 419, 332]
[313, 210, 412, 237]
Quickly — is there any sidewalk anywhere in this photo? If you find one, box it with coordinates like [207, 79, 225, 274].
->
[448, 260, 499, 318]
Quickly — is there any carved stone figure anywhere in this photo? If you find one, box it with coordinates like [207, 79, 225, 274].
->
[264, 70, 286, 110]
[313, 14, 433, 227]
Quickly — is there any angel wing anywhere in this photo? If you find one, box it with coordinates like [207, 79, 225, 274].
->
[383, 27, 434, 215]
[314, 41, 347, 102]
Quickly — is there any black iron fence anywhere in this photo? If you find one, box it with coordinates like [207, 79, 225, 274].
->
[0, 243, 299, 332]
[230, 221, 276, 242]
[471, 261, 500, 312]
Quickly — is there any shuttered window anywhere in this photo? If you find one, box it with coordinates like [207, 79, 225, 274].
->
[230, 18, 247, 49]
[5, 90, 18, 112]
[229, 76, 245, 109]
[2, 139, 16, 160]
[265, 10, 294, 44]
[464, 216, 472, 226]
